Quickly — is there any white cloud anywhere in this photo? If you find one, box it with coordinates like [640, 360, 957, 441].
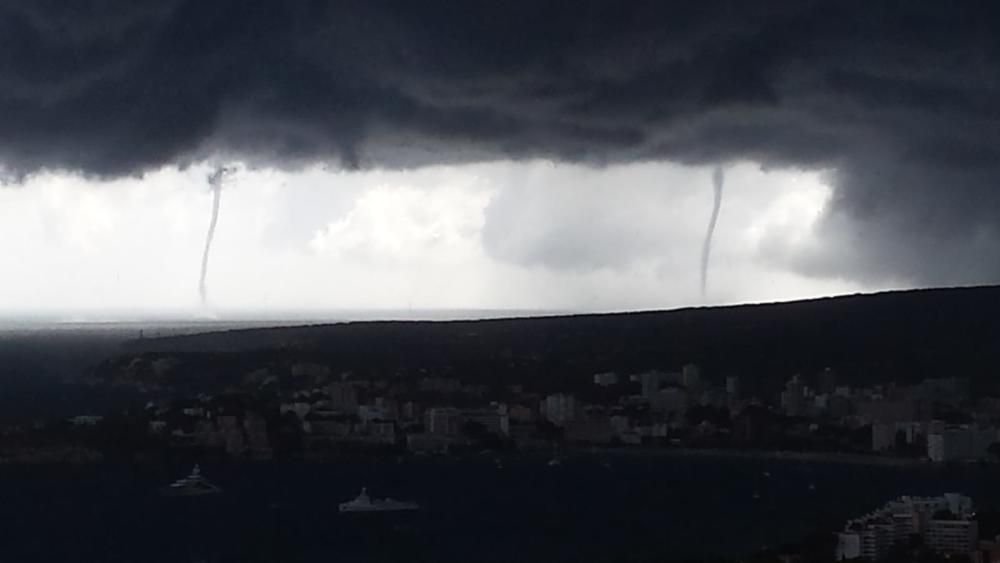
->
[0, 160, 883, 317]
[310, 181, 490, 266]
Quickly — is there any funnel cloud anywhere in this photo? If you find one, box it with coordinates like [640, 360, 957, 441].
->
[700, 166, 724, 297]
[199, 166, 232, 306]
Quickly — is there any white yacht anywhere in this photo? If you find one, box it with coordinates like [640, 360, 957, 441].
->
[339, 488, 419, 513]
[162, 465, 222, 496]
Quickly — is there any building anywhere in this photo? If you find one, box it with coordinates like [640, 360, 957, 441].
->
[725, 376, 740, 398]
[194, 419, 224, 449]
[358, 405, 389, 424]
[733, 406, 779, 445]
[874, 421, 934, 452]
[406, 433, 454, 454]
[280, 402, 311, 419]
[508, 404, 535, 423]
[697, 387, 728, 409]
[564, 418, 615, 444]
[368, 420, 397, 444]
[69, 415, 103, 426]
[927, 423, 995, 462]
[610, 414, 631, 435]
[975, 534, 1000, 563]
[649, 386, 688, 423]
[217, 415, 246, 457]
[593, 372, 619, 387]
[373, 397, 399, 420]
[425, 407, 462, 436]
[327, 382, 359, 414]
[306, 412, 355, 438]
[781, 375, 807, 417]
[857, 398, 919, 425]
[837, 516, 895, 561]
[872, 422, 896, 452]
[682, 363, 701, 391]
[462, 407, 510, 436]
[638, 371, 672, 398]
[835, 494, 977, 561]
[401, 401, 422, 422]
[542, 394, 577, 426]
[919, 378, 970, 403]
[507, 423, 548, 450]
[243, 413, 272, 459]
[419, 377, 462, 393]
[926, 518, 977, 555]
[835, 532, 862, 561]
[818, 368, 839, 395]
[829, 394, 855, 419]
[895, 421, 927, 446]
[291, 363, 331, 379]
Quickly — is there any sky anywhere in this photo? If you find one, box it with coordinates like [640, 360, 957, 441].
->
[0, 160, 867, 315]
[1, 1, 998, 317]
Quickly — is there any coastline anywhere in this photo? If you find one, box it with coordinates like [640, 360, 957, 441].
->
[0, 443, 957, 468]
[580, 447, 932, 467]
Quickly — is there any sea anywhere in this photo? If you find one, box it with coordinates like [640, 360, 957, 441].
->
[2, 453, 999, 563]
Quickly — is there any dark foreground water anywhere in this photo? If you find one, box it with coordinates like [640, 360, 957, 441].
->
[1, 452, 998, 563]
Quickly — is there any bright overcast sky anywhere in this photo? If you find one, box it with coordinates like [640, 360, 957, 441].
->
[0, 160, 896, 318]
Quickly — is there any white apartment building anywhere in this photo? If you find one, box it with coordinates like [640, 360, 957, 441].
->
[927, 423, 995, 462]
[926, 518, 977, 555]
[836, 494, 976, 561]
[542, 394, 578, 426]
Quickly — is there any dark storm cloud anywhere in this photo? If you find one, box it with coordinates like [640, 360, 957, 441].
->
[2, 0, 1000, 283]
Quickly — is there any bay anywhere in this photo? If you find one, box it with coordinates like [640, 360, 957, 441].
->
[1, 452, 996, 563]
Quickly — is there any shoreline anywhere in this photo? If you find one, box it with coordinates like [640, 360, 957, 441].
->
[577, 446, 932, 467]
[0, 444, 963, 468]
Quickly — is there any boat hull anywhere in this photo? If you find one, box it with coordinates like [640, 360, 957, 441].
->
[161, 485, 223, 497]
[338, 503, 419, 513]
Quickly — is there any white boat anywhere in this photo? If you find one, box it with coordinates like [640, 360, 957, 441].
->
[162, 464, 222, 496]
[547, 457, 562, 467]
[339, 488, 419, 513]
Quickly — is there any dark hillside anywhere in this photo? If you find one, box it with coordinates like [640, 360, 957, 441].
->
[106, 286, 1000, 396]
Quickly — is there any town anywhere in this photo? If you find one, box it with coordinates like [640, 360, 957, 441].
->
[2, 353, 999, 467]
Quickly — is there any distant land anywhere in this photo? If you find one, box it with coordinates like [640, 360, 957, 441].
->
[93, 285, 1000, 398]
[0, 309, 556, 418]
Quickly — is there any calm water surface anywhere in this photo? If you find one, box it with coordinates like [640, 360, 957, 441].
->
[1, 453, 996, 563]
